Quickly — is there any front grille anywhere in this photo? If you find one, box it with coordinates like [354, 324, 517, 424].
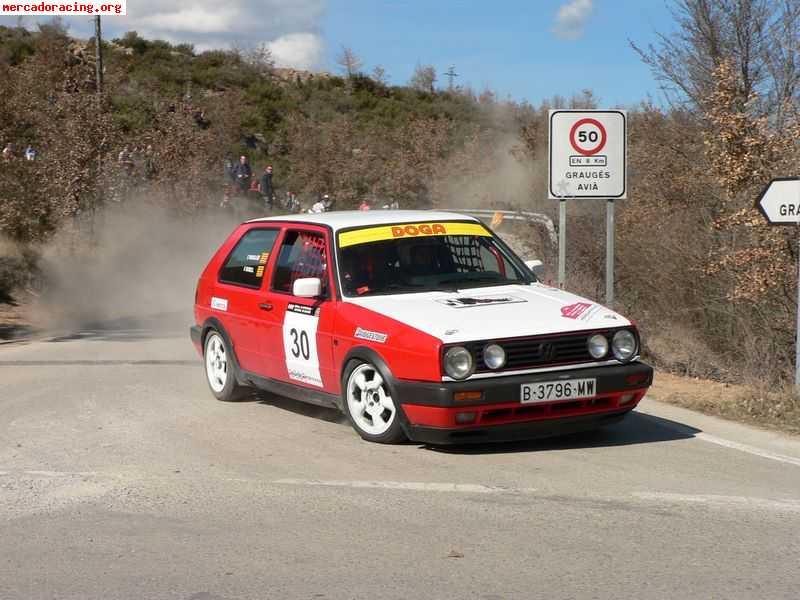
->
[464, 330, 617, 373]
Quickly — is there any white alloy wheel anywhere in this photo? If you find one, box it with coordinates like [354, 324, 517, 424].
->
[205, 333, 228, 393]
[346, 363, 397, 436]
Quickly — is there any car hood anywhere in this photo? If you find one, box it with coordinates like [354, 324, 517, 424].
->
[344, 283, 631, 344]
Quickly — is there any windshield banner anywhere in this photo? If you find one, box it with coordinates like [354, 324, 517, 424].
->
[338, 222, 491, 248]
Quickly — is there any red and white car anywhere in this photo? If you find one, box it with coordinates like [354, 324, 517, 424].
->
[191, 210, 653, 444]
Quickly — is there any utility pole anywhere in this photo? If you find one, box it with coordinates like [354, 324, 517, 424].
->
[94, 15, 103, 94]
[444, 65, 458, 91]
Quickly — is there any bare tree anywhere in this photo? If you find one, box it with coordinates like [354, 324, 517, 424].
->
[371, 65, 388, 85]
[410, 63, 436, 94]
[242, 42, 274, 74]
[631, 0, 800, 119]
[336, 46, 362, 78]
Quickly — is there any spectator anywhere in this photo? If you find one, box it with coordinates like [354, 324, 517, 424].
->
[309, 196, 327, 213]
[118, 145, 134, 176]
[231, 155, 252, 194]
[322, 193, 335, 211]
[390, 200, 400, 210]
[260, 165, 274, 210]
[143, 145, 157, 179]
[224, 158, 234, 184]
[2, 143, 16, 161]
[285, 191, 300, 213]
[359, 199, 371, 211]
[24, 145, 36, 161]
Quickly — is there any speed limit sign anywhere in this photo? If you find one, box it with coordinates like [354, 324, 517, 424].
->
[549, 110, 626, 199]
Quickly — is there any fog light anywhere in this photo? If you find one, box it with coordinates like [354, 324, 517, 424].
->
[454, 391, 483, 402]
[619, 393, 636, 405]
[455, 411, 477, 424]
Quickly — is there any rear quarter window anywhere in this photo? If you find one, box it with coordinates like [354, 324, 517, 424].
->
[218, 228, 279, 288]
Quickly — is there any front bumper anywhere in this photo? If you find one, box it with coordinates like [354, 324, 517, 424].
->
[394, 361, 653, 445]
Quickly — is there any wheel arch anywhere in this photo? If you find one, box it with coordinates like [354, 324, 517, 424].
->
[201, 317, 243, 382]
[341, 346, 395, 386]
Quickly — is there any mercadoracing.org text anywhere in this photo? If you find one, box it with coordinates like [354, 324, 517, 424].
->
[1, 1, 126, 15]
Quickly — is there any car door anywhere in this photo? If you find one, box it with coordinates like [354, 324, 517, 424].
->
[260, 226, 337, 392]
[214, 225, 281, 374]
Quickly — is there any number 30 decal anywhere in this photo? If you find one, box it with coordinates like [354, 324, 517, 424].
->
[283, 305, 322, 387]
[289, 328, 311, 360]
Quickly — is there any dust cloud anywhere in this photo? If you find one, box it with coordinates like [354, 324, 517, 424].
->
[29, 199, 244, 335]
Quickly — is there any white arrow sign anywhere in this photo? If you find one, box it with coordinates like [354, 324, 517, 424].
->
[757, 178, 800, 225]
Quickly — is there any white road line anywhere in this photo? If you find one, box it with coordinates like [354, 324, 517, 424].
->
[633, 492, 800, 514]
[275, 479, 800, 513]
[273, 478, 535, 494]
[694, 433, 800, 468]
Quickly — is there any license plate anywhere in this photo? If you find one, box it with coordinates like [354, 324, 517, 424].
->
[520, 378, 596, 403]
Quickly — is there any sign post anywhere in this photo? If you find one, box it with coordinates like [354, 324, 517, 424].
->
[756, 177, 800, 386]
[549, 110, 627, 305]
[558, 200, 566, 288]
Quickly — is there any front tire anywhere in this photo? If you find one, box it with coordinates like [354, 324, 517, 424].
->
[342, 360, 406, 444]
[203, 329, 248, 402]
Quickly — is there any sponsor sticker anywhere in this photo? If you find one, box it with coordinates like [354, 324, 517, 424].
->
[287, 303, 318, 316]
[243, 266, 255, 274]
[259, 252, 270, 265]
[560, 302, 592, 319]
[338, 221, 491, 248]
[436, 294, 527, 308]
[354, 327, 388, 343]
[256, 266, 265, 278]
[211, 297, 228, 312]
[246, 254, 260, 262]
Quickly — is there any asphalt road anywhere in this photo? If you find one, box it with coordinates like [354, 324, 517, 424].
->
[1, 327, 799, 600]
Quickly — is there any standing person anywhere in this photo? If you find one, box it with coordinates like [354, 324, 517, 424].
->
[24, 145, 36, 161]
[259, 165, 274, 211]
[224, 158, 234, 184]
[3, 143, 16, 161]
[359, 199, 371, 211]
[231, 155, 252, 194]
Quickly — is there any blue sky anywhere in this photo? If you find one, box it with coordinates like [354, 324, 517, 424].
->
[323, 0, 676, 107]
[2, 0, 678, 107]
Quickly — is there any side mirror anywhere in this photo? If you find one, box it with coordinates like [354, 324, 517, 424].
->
[292, 277, 322, 298]
[525, 259, 544, 277]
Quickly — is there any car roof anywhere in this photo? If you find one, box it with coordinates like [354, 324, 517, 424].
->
[246, 210, 480, 232]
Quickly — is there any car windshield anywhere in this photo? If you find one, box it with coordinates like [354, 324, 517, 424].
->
[337, 222, 532, 296]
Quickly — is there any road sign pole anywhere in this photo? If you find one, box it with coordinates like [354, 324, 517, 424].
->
[796, 229, 800, 388]
[558, 200, 566, 288]
[605, 199, 615, 306]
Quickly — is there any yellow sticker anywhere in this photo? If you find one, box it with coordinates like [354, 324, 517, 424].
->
[338, 222, 491, 248]
[259, 252, 270, 265]
[256, 266, 265, 278]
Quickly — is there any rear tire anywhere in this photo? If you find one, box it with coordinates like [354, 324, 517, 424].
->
[203, 329, 248, 402]
[342, 360, 406, 444]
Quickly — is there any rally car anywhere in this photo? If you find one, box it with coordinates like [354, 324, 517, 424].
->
[191, 210, 653, 444]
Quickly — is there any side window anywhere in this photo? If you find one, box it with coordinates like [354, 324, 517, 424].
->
[218, 228, 279, 288]
[272, 230, 329, 295]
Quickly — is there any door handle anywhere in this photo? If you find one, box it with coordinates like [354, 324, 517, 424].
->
[259, 303, 273, 311]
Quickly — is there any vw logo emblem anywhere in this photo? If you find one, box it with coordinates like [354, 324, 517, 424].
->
[540, 342, 557, 362]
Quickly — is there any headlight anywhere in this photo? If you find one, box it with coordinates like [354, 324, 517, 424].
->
[588, 334, 609, 359]
[443, 346, 474, 380]
[612, 330, 637, 362]
[483, 344, 506, 369]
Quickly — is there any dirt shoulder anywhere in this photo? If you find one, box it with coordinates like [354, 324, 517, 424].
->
[648, 371, 800, 436]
